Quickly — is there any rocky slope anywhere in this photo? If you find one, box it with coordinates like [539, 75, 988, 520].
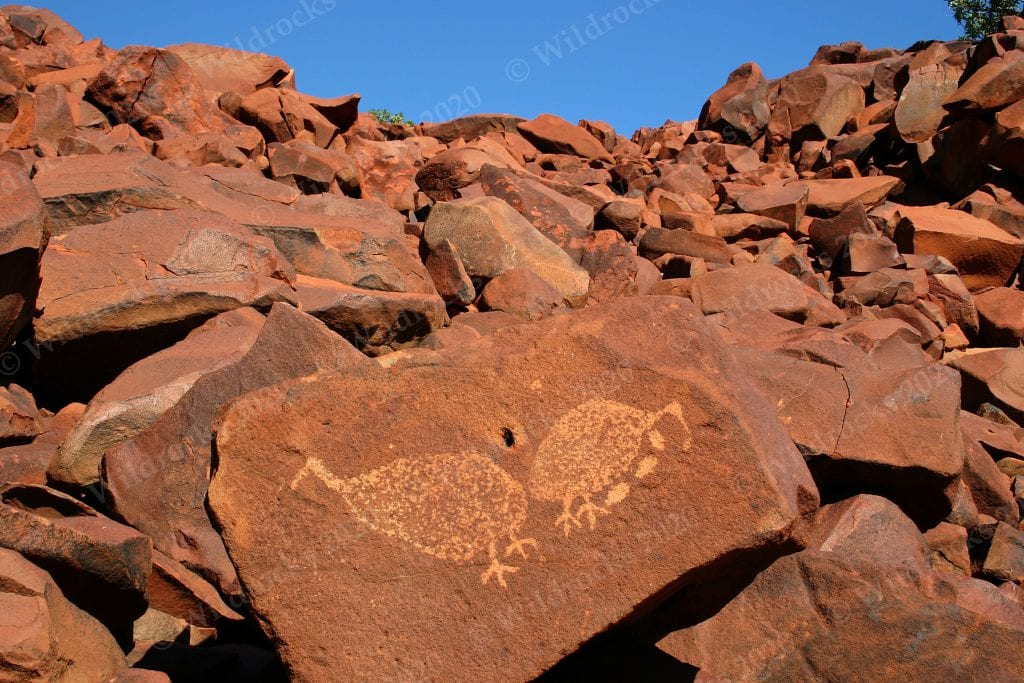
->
[1, 5, 1024, 681]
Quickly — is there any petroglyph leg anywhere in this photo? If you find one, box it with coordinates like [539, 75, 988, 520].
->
[554, 496, 583, 537]
[575, 494, 609, 530]
[504, 536, 538, 560]
[481, 541, 519, 589]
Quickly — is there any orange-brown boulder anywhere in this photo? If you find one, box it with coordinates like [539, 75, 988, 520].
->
[209, 297, 818, 681]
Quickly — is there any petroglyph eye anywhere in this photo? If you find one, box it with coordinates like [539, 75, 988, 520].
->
[502, 428, 516, 448]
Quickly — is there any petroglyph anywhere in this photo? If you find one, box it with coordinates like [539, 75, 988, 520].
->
[291, 453, 537, 588]
[529, 400, 692, 536]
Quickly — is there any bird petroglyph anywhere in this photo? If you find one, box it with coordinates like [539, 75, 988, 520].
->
[529, 400, 692, 536]
[290, 452, 537, 588]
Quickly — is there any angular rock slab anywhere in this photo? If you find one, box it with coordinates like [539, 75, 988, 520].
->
[424, 196, 590, 303]
[659, 495, 1024, 681]
[0, 548, 127, 682]
[0, 158, 49, 351]
[894, 206, 1024, 292]
[103, 303, 368, 597]
[52, 307, 265, 487]
[209, 297, 818, 681]
[35, 208, 296, 345]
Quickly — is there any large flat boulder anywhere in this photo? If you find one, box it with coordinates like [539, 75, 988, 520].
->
[51, 307, 266, 487]
[734, 347, 964, 524]
[517, 113, 613, 162]
[478, 164, 594, 260]
[208, 297, 818, 681]
[789, 176, 901, 216]
[31, 152, 435, 296]
[690, 263, 845, 326]
[768, 69, 865, 144]
[295, 275, 446, 354]
[165, 43, 293, 97]
[34, 208, 296, 346]
[895, 58, 964, 143]
[894, 206, 1024, 291]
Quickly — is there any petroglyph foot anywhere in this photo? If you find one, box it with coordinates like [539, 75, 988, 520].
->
[481, 558, 520, 589]
[555, 508, 582, 537]
[504, 537, 538, 560]
[575, 499, 610, 530]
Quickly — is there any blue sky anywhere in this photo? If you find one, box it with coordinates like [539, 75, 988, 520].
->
[44, 1, 962, 135]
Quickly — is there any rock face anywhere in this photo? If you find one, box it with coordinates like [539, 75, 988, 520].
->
[209, 297, 817, 681]
[86, 46, 231, 139]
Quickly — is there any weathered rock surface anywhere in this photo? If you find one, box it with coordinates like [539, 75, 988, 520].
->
[423, 196, 590, 302]
[0, 159, 49, 351]
[895, 206, 1024, 291]
[2, 7, 1024, 678]
[35, 209, 295, 346]
[209, 297, 818, 681]
[103, 303, 368, 596]
[0, 548, 127, 682]
[51, 307, 265, 487]
[658, 495, 1024, 681]
[86, 46, 232, 139]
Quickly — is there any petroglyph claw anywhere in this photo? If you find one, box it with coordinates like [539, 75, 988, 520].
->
[481, 558, 519, 589]
[575, 499, 610, 530]
[504, 537, 538, 560]
[555, 508, 582, 537]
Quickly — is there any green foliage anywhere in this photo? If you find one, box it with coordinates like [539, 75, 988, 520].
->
[947, 0, 1022, 39]
[369, 109, 413, 126]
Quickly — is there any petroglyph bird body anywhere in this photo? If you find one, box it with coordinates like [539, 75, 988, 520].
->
[529, 400, 690, 536]
[291, 452, 536, 588]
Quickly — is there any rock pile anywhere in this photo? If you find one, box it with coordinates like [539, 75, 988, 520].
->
[0, 5, 1023, 681]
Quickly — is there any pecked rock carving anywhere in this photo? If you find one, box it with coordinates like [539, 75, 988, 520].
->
[291, 452, 538, 588]
[529, 400, 692, 536]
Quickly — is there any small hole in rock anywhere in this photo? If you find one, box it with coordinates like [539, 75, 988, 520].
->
[502, 428, 515, 448]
